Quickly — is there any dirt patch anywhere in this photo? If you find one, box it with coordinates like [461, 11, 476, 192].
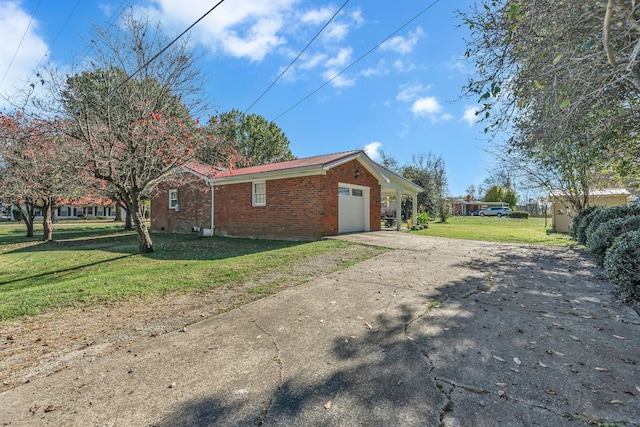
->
[0, 244, 385, 393]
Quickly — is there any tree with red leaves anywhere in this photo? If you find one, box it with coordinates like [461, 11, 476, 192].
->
[58, 14, 209, 253]
[0, 112, 87, 240]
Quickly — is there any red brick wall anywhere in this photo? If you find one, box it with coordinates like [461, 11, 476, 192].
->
[214, 176, 326, 240]
[151, 175, 213, 235]
[321, 159, 381, 234]
[151, 159, 382, 239]
[213, 159, 381, 240]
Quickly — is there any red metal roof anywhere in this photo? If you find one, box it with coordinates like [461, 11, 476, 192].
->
[214, 150, 361, 178]
[183, 159, 225, 179]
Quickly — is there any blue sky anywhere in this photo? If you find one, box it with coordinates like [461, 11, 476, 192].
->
[0, 0, 491, 196]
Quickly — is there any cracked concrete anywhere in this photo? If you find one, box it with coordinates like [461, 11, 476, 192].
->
[1, 231, 639, 426]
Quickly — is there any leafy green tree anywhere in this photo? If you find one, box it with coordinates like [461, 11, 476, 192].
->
[459, 1, 640, 208]
[503, 189, 517, 210]
[200, 109, 293, 167]
[484, 186, 505, 204]
[483, 185, 517, 209]
[379, 150, 402, 173]
[401, 152, 448, 219]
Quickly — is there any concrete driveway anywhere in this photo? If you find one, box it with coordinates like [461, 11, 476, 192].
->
[1, 232, 639, 426]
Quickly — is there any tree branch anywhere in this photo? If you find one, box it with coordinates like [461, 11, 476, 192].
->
[604, 0, 619, 67]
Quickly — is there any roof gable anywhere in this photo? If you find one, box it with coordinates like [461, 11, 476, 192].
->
[177, 151, 424, 195]
[210, 150, 390, 185]
[213, 151, 362, 178]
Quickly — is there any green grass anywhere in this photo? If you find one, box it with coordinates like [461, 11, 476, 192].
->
[0, 222, 385, 320]
[411, 216, 575, 246]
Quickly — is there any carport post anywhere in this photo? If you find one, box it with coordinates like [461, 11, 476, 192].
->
[396, 189, 402, 231]
[412, 193, 417, 229]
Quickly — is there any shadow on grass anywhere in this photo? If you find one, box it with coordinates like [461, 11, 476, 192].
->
[0, 253, 135, 286]
[2, 227, 306, 261]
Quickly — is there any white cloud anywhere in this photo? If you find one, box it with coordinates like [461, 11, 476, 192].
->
[447, 56, 471, 74]
[325, 47, 352, 68]
[322, 47, 356, 87]
[411, 96, 452, 122]
[381, 27, 424, 55]
[462, 106, 479, 126]
[300, 7, 334, 25]
[392, 60, 415, 73]
[364, 141, 382, 161]
[412, 97, 441, 115]
[322, 22, 350, 42]
[322, 68, 354, 88]
[0, 1, 49, 107]
[359, 59, 388, 78]
[396, 83, 431, 102]
[144, 0, 298, 61]
[317, 8, 363, 43]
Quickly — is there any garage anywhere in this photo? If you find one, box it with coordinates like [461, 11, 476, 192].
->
[338, 183, 370, 233]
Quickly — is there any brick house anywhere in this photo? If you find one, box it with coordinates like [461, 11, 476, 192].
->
[151, 150, 423, 240]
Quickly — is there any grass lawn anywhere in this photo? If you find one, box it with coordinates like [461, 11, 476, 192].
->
[0, 221, 385, 320]
[411, 215, 575, 246]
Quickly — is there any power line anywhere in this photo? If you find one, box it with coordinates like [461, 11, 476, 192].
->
[0, 0, 43, 90]
[70, 0, 135, 72]
[272, 0, 442, 121]
[244, 0, 350, 114]
[116, 0, 226, 90]
[23, 0, 82, 85]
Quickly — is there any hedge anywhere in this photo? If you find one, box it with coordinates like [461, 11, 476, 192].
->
[508, 211, 529, 219]
[570, 205, 603, 244]
[603, 230, 640, 300]
[586, 215, 640, 267]
[584, 205, 640, 247]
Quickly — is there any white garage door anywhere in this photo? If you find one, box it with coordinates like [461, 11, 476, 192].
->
[338, 184, 369, 233]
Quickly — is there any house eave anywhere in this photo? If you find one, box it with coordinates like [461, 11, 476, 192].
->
[210, 165, 326, 185]
[324, 153, 390, 186]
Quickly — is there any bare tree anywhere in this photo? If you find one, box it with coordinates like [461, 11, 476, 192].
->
[55, 13, 206, 253]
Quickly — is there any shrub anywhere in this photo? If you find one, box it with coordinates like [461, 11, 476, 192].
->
[603, 230, 640, 300]
[584, 205, 640, 247]
[417, 212, 430, 225]
[508, 211, 529, 219]
[570, 205, 602, 243]
[586, 215, 640, 267]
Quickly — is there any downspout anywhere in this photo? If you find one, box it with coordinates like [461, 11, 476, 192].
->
[210, 182, 215, 235]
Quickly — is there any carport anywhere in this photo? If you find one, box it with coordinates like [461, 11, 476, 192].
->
[376, 164, 424, 231]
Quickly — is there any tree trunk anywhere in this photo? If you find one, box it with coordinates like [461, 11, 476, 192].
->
[42, 200, 53, 241]
[24, 218, 34, 238]
[124, 209, 133, 231]
[19, 205, 35, 238]
[130, 197, 153, 253]
[114, 203, 123, 221]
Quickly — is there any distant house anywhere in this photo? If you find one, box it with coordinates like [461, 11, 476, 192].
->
[451, 195, 507, 216]
[11, 196, 125, 221]
[549, 188, 631, 233]
[53, 196, 125, 219]
[151, 150, 424, 240]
